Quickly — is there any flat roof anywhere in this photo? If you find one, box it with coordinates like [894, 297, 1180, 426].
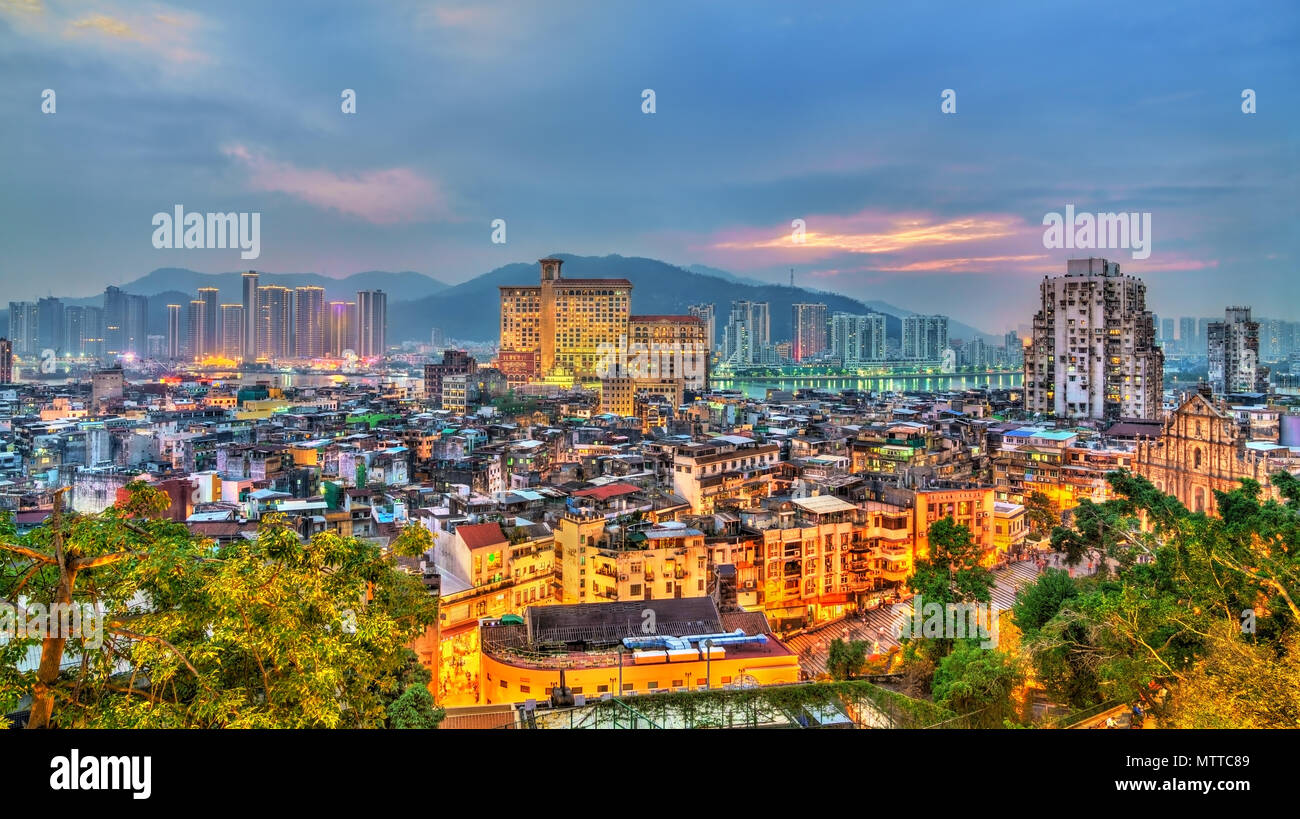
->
[791, 495, 858, 514]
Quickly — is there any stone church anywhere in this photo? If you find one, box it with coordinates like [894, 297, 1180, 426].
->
[1135, 388, 1294, 516]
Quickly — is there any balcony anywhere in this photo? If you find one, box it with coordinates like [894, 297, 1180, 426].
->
[880, 562, 909, 582]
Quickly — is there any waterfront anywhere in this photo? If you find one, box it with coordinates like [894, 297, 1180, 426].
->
[711, 371, 1024, 400]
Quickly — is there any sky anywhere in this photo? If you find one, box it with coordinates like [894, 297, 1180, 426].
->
[1, 0, 1296, 334]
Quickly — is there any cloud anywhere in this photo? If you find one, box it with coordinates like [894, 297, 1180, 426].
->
[429, 5, 500, 28]
[715, 214, 1021, 255]
[222, 145, 455, 225]
[0, 0, 43, 15]
[879, 254, 1051, 273]
[0, 2, 213, 65]
[701, 209, 1038, 272]
[67, 13, 140, 40]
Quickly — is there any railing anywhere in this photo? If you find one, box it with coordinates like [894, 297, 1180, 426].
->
[1047, 699, 1127, 729]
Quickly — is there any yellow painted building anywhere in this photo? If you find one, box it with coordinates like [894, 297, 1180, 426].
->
[478, 600, 799, 705]
[553, 514, 710, 605]
[498, 258, 632, 382]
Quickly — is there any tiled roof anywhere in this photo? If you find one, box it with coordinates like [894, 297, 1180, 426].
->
[456, 521, 508, 550]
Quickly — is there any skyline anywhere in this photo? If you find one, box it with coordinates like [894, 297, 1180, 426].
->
[1, 0, 1297, 331]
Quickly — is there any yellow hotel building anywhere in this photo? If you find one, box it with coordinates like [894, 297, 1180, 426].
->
[499, 257, 632, 384]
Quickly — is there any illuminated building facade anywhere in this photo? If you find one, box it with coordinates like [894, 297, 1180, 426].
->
[220, 304, 244, 361]
[294, 286, 326, 359]
[166, 304, 182, 360]
[1135, 389, 1297, 516]
[1024, 258, 1164, 421]
[751, 496, 914, 630]
[241, 271, 260, 360]
[499, 258, 632, 383]
[478, 598, 799, 705]
[257, 286, 292, 360]
[671, 438, 780, 514]
[328, 300, 356, 356]
[552, 514, 711, 605]
[791, 302, 828, 362]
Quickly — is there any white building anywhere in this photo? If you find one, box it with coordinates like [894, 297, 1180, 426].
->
[1024, 258, 1163, 421]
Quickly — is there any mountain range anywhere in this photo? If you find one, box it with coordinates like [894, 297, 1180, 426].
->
[1, 256, 998, 347]
[388, 254, 998, 345]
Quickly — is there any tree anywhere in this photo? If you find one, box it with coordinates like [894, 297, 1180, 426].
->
[931, 644, 1024, 728]
[1017, 470, 1300, 719]
[826, 638, 868, 680]
[1165, 622, 1300, 729]
[387, 684, 446, 729]
[1011, 568, 1078, 634]
[1024, 491, 1058, 536]
[902, 518, 995, 670]
[0, 482, 439, 728]
[908, 517, 994, 613]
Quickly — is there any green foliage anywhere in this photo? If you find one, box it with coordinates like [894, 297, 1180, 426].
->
[0, 483, 439, 728]
[387, 683, 446, 729]
[826, 638, 869, 680]
[1165, 622, 1300, 728]
[1024, 491, 1058, 535]
[1011, 568, 1078, 634]
[909, 518, 995, 607]
[932, 644, 1025, 728]
[601, 679, 954, 729]
[906, 517, 994, 662]
[1018, 469, 1300, 722]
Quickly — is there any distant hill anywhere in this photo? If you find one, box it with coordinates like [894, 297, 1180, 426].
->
[8, 257, 996, 349]
[684, 263, 771, 288]
[389, 254, 998, 345]
[115, 268, 449, 304]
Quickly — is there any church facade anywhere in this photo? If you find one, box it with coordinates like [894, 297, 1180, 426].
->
[1135, 389, 1295, 516]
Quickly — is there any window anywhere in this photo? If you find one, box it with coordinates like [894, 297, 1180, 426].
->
[519, 684, 530, 693]
[721, 676, 732, 685]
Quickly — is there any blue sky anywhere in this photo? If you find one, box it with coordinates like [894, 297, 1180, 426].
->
[1, 0, 1296, 332]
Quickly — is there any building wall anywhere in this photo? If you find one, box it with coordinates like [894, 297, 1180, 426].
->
[479, 646, 799, 705]
[1025, 258, 1163, 421]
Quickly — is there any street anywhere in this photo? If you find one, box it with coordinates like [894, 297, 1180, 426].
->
[785, 554, 1098, 676]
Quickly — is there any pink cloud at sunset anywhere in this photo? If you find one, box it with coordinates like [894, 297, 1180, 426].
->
[222, 145, 453, 225]
[696, 209, 1219, 278]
